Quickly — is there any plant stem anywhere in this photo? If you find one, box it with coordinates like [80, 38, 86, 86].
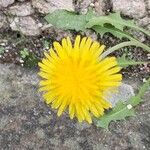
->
[101, 41, 150, 58]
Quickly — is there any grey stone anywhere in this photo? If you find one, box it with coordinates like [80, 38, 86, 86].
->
[79, 0, 105, 15]
[18, 0, 26, 2]
[131, 30, 146, 42]
[136, 16, 150, 28]
[79, 0, 92, 14]
[148, 0, 150, 10]
[32, 0, 74, 14]
[35, 128, 45, 139]
[94, 0, 105, 16]
[63, 138, 81, 150]
[75, 122, 91, 131]
[8, 2, 34, 16]
[112, 0, 147, 19]
[10, 16, 41, 36]
[106, 83, 135, 107]
[85, 30, 98, 41]
[38, 116, 52, 125]
[0, 0, 14, 8]
[0, 116, 10, 130]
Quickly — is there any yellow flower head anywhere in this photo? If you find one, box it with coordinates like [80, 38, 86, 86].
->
[38, 35, 122, 123]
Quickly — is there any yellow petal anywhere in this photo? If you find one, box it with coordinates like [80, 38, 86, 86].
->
[69, 104, 75, 119]
[80, 37, 87, 50]
[57, 98, 68, 116]
[83, 37, 92, 50]
[43, 92, 56, 104]
[74, 35, 81, 50]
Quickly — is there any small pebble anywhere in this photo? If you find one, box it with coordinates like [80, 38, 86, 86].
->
[0, 43, 6, 46]
[143, 78, 147, 82]
[147, 53, 150, 59]
[90, 3, 95, 7]
[38, 23, 43, 27]
[127, 104, 132, 109]
[20, 59, 24, 63]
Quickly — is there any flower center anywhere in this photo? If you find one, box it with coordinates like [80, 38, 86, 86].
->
[54, 58, 92, 99]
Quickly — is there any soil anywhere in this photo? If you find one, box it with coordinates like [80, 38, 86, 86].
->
[0, 27, 149, 81]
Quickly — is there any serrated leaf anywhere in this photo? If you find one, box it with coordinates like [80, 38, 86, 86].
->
[96, 101, 135, 129]
[45, 9, 95, 31]
[117, 54, 149, 68]
[137, 77, 150, 98]
[86, 12, 150, 37]
[93, 25, 136, 40]
[87, 12, 128, 31]
[128, 77, 150, 106]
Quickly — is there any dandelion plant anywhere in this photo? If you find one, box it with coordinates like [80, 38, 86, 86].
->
[40, 9, 150, 128]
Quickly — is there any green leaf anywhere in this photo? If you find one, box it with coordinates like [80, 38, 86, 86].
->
[96, 101, 135, 129]
[117, 54, 149, 68]
[128, 77, 150, 106]
[45, 9, 95, 31]
[86, 12, 150, 37]
[86, 12, 127, 31]
[0, 47, 5, 54]
[93, 25, 136, 40]
[137, 77, 150, 98]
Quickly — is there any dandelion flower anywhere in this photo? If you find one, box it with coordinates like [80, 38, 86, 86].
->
[38, 35, 122, 123]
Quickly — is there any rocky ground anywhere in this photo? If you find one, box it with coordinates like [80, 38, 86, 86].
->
[0, 64, 150, 150]
[0, 0, 150, 149]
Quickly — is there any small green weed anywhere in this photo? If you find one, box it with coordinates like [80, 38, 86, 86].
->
[20, 48, 29, 59]
[20, 48, 39, 68]
[0, 47, 5, 54]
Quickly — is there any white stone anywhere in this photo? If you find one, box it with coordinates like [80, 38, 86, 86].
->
[106, 83, 135, 107]
[10, 16, 41, 36]
[32, 0, 74, 14]
[112, 0, 147, 19]
[8, 2, 34, 16]
[94, 0, 105, 16]
[80, 0, 91, 14]
[0, 0, 14, 8]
